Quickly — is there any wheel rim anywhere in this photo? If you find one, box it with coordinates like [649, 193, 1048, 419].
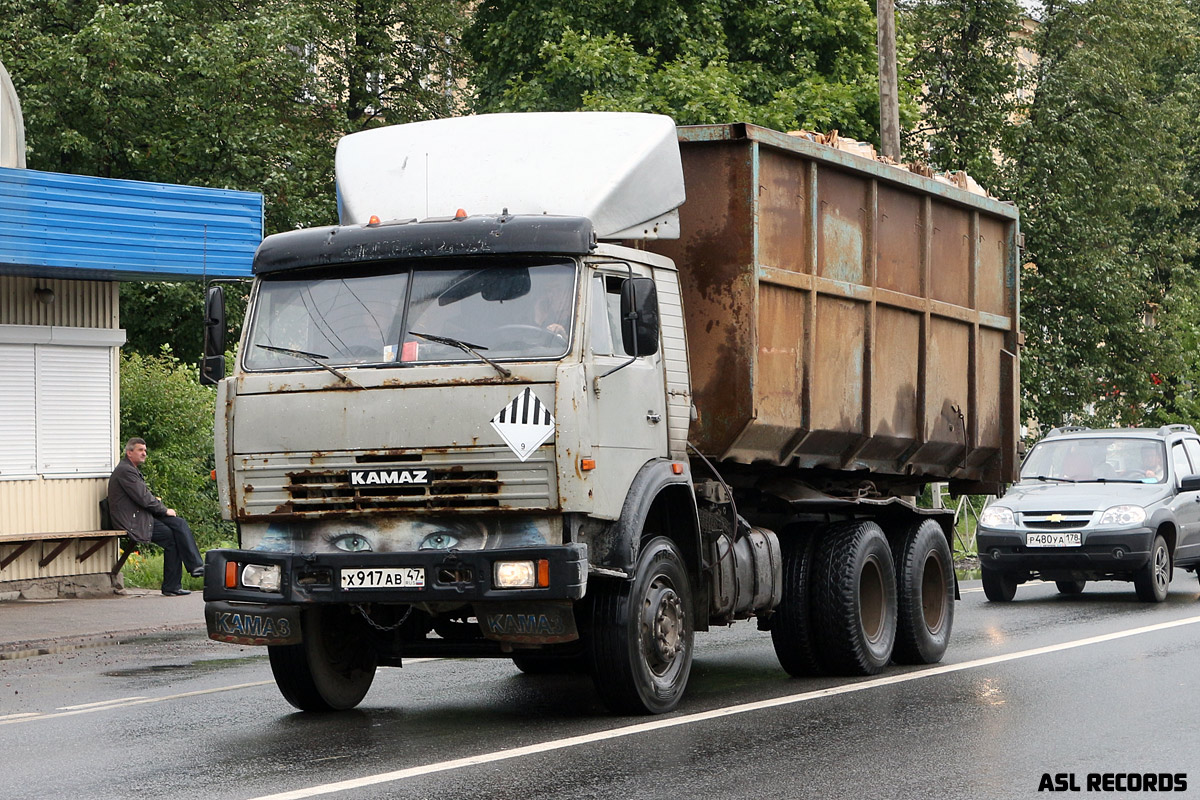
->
[860, 554, 886, 644]
[1153, 544, 1169, 594]
[920, 551, 948, 634]
[641, 575, 686, 677]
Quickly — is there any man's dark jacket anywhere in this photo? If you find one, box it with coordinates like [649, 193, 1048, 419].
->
[107, 456, 168, 543]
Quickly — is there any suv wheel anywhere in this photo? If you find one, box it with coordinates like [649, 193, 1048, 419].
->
[1133, 534, 1170, 603]
[982, 567, 1018, 602]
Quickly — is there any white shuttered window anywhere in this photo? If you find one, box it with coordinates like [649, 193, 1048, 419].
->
[0, 341, 114, 479]
[0, 344, 37, 477]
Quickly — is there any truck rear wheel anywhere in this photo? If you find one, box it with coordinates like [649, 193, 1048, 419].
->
[771, 531, 824, 676]
[588, 536, 694, 714]
[890, 519, 954, 665]
[811, 521, 897, 675]
[268, 606, 378, 712]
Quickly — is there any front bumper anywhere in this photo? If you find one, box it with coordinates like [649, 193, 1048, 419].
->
[977, 527, 1154, 576]
[201, 543, 588, 605]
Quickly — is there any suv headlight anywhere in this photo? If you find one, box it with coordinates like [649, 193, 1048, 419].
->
[1098, 505, 1147, 527]
[980, 505, 1016, 529]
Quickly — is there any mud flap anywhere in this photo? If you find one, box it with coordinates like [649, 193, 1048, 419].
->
[206, 601, 302, 646]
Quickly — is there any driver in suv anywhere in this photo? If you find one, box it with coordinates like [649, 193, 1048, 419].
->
[977, 424, 1200, 602]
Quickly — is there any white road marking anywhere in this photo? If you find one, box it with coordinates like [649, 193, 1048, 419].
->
[0, 658, 439, 726]
[245, 614, 1200, 800]
[57, 696, 147, 710]
[0, 681, 274, 726]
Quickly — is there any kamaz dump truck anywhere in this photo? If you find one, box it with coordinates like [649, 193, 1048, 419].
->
[200, 113, 1020, 715]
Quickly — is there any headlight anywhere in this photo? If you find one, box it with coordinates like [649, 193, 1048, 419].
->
[1098, 505, 1147, 527]
[979, 505, 1016, 528]
[494, 559, 550, 589]
[241, 563, 282, 592]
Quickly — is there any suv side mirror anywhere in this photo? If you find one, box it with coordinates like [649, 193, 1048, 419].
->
[1180, 475, 1200, 492]
[200, 286, 226, 386]
[620, 276, 659, 357]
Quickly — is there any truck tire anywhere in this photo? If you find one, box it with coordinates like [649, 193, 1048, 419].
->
[588, 536, 694, 714]
[890, 519, 954, 665]
[981, 567, 1018, 602]
[1055, 580, 1086, 595]
[268, 606, 378, 712]
[811, 521, 897, 675]
[1133, 534, 1171, 602]
[771, 531, 824, 676]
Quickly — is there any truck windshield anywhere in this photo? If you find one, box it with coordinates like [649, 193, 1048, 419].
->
[243, 260, 577, 371]
[1020, 437, 1166, 483]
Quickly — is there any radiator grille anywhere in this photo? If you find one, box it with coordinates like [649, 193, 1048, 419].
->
[235, 447, 557, 517]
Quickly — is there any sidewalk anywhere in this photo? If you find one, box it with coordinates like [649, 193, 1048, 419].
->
[0, 588, 206, 660]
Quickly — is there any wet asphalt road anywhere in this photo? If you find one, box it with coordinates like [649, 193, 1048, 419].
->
[3, 578, 1200, 800]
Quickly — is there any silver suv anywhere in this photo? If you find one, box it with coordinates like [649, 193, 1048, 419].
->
[976, 424, 1200, 602]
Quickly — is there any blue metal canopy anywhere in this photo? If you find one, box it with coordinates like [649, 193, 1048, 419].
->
[0, 166, 262, 280]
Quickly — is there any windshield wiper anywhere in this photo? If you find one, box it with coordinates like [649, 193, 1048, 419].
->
[408, 331, 512, 378]
[255, 344, 360, 387]
[1029, 475, 1074, 483]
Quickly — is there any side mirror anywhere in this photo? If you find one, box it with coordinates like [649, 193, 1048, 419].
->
[200, 286, 226, 386]
[1180, 475, 1200, 493]
[620, 276, 659, 357]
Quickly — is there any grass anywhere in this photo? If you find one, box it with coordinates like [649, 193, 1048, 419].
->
[120, 548, 205, 592]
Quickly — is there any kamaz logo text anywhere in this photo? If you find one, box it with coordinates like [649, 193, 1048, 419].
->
[349, 469, 430, 486]
[215, 612, 291, 639]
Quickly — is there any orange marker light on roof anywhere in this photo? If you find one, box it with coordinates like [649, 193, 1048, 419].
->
[368, 215, 381, 225]
[455, 208, 467, 219]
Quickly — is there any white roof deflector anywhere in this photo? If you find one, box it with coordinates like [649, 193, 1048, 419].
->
[335, 112, 685, 240]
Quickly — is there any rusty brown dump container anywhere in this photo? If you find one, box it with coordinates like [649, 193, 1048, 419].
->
[648, 123, 1020, 493]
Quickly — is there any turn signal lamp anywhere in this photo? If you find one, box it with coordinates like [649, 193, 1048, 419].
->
[581, 458, 596, 471]
[241, 563, 282, 592]
[225, 561, 238, 588]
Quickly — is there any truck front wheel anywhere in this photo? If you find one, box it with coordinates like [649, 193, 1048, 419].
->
[891, 519, 954, 664]
[588, 536, 694, 714]
[268, 606, 378, 712]
[811, 521, 897, 675]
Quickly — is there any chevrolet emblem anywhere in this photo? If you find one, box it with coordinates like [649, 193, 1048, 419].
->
[1049, 513, 1064, 522]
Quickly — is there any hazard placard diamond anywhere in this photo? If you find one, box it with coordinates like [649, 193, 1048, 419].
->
[491, 387, 555, 462]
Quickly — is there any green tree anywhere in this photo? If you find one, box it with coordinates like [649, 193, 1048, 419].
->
[464, 0, 918, 143]
[1009, 0, 1199, 429]
[898, 0, 1024, 189]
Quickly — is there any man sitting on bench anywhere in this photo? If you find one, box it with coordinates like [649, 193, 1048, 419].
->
[107, 437, 205, 596]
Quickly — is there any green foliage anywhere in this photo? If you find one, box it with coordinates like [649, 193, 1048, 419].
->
[898, 0, 1024, 189]
[464, 0, 919, 143]
[0, 0, 469, 234]
[1007, 0, 1200, 429]
[118, 348, 233, 550]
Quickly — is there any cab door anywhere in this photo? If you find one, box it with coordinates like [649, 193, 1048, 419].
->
[582, 265, 668, 518]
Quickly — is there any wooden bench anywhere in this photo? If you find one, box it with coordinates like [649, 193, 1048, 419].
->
[0, 529, 127, 571]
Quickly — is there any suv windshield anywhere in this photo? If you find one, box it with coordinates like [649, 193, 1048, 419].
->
[244, 259, 577, 371]
[1020, 437, 1166, 483]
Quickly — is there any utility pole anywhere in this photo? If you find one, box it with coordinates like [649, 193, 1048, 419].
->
[877, 0, 901, 161]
